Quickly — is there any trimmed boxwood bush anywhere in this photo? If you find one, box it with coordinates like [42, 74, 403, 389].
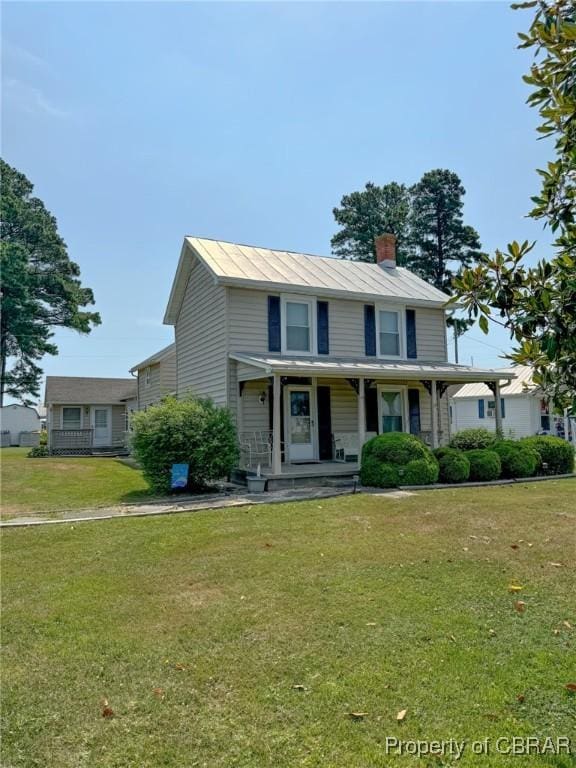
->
[360, 433, 439, 488]
[465, 449, 502, 481]
[520, 435, 575, 475]
[433, 446, 471, 484]
[131, 395, 239, 493]
[493, 440, 538, 479]
[450, 428, 497, 451]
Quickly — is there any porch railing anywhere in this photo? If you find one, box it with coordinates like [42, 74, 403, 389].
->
[51, 428, 94, 456]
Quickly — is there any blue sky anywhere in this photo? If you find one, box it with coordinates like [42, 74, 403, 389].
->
[3, 1, 551, 402]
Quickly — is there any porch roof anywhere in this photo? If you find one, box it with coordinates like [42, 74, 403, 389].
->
[231, 352, 516, 384]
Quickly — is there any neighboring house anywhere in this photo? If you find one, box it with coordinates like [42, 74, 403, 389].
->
[0, 404, 42, 446]
[163, 235, 514, 487]
[130, 343, 176, 409]
[450, 365, 574, 440]
[45, 377, 137, 455]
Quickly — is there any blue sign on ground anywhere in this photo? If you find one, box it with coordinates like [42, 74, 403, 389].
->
[171, 463, 189, 490]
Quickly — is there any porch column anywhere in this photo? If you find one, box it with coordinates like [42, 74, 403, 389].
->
[272, 373, 282, 474]
[494, 380, 502, 436]
[431, 379, 439, 449]
[358, 376, 366, 458]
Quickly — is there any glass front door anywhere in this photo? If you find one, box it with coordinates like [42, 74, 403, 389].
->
[286, 388, 315, 461]
[381, 390, 404, 433]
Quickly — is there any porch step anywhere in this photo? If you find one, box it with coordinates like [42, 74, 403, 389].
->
[232, 466, 358, 491]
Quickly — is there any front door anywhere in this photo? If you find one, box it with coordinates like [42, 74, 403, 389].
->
[91, 406, 112, 446]
[285, 387, 316, 462]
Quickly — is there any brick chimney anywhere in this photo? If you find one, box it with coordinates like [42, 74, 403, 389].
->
[375, 233, 396, 269]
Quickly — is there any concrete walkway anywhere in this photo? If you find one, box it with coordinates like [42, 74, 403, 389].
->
[0, 486, 358, 527]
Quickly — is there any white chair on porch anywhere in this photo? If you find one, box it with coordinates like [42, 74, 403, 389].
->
[239, 431, 284, 470]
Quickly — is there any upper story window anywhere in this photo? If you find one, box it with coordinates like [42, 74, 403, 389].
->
[145, 366, 151, 387]
[62, 406, 82, 430]
[281, 295, 316, 355]
[377, 306, 404, 359]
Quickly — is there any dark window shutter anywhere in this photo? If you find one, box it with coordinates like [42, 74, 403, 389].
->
[365, 387, 378, 432]
[317, 301, 329, 355]
[317, 385, 332, 459]
[501, 398, 505, 418]
[406, 309, 417, 359]
[478, 399, 485, 419]
[364, 305, 376, 357]
[268, 296, 281, 352]
[408, 389, 421, 435]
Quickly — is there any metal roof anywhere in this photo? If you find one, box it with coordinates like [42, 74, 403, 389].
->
[451, 365, 536, 398]
[130, 343, 175, 373]
[230, 353, 515, 383]
[164, 237, 451, 323]
[45, 377, 137, 405]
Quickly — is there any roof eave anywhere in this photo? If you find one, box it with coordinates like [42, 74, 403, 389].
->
[219, 276, 449, 308]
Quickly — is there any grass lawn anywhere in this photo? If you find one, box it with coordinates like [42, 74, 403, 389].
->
[1, 448, 153, 517]
[2, 480, 575, 767]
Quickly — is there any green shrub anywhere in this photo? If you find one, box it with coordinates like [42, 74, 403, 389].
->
[493, 440, 538, 479]
[39, 431, 48, 447]
[433, 446, 471, 484]
[131, 395, 239, 493]
[465, 449, 502, 482]
[27, 445, 49, 458]
[520, 435, 575, 475]
[360, 433, 439, 488]
[450, 428, 497, 451]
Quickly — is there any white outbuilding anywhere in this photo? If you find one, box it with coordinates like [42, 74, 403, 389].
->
[0, 404, 42, 446]
[450, 366, 574, 441]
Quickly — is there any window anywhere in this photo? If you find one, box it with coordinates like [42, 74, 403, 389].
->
[377, 307, 403, 358]
[378, 387, 407, 433]
[62, 407, 81, 429]
[281, 296, 315, 354]
[145, 367, 151, 387]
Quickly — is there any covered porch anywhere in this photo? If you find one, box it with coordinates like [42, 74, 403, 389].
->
[231, 353, 514, 485]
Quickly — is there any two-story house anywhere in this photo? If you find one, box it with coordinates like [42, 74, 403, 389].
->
[164, 235, 513, 487]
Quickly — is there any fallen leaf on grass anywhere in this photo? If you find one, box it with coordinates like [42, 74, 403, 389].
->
[563, 621, 573, 630]
[514, 600, 527, 614]
[517, 694, 525, 703]
[553, 629, 561, 636]
[508, 584, 523, 593]
[510, 544, 519, 550]
[292, 684, 306, 691]
[153, 688, 165, 700]
[366, 622, 377, 626]
[174, 663, 186, 671]
[348, 712, 368, 720]
[449, 635, 457, 643]
[396, 709, 407, 721]
[566, 683, 576, 693]
[488, 629, 496, 637]
[100, 698, 114, 718]
[549, 562, 563, 568]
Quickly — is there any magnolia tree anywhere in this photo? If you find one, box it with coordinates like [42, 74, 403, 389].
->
[450, 0, 576, 410]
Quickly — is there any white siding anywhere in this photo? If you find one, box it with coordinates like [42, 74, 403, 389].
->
[175, 259, 228, 405]
[238, 379, 269, 433]
[450, 395, 536, 439]
[227, 286, 448, 363]
[137, 363, 162, 409]
[414, 307, 448, 361]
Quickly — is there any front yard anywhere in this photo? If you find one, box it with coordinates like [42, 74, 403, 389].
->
[1, 448, 153, 517]
[2, 480, 575, 767]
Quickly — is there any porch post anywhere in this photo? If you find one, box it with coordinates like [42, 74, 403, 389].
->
[272, 373, 282, 474]
[358, 376, 366, 458]
[494, 380, 502, 436]
[431, 379, 439, 449]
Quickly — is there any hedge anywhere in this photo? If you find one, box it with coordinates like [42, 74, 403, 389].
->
[493, 440, 538, 479]
[433, 446, 471, 484]
[465, 449, 502, 482]
[450, 428, 497, 451]
[360, 433, 439, 488]
[131, 395, 238, 493]
[520, 435, 574, 475]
